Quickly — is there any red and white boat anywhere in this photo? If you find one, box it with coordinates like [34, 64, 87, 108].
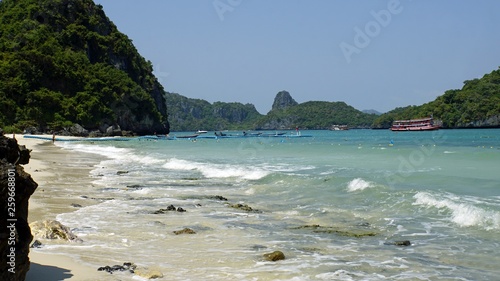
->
[391, 117, 439, 131]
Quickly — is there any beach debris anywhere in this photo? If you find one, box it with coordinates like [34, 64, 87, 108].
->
[152, 204, 187, 214]
[263, 251, 286, 262]
[30, 240, 43, 248]
[134, 267, 164, 279]
[173, 228, 196, 235]
[384, 240, 412, 246]
[70, 203, 82, 208]
[116, 170, 129, 175]
[98, 262, 136, 274]
[29, 220, 82, 242]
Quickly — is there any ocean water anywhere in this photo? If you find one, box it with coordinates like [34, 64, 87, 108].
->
[47, 129, 499, 280]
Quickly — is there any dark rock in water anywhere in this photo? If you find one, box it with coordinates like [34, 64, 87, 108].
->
[70, 203, 83, 208]
[152, 205, 187, 214]
[126, 184, 143, 189]
[263, 251, 285, 261]
[250, 244, 268, 251]
[98, 262, 137, 274]
[0, 134, 38, 281]
[384, 240, 411, 246]
[117, 170, 129, 175]
[30, 240, 43, 248]
[211, 195, 228, 201]
[292, 224, 377, 238]
[229, 203, 259, 212]
[173, 228, 196, 235]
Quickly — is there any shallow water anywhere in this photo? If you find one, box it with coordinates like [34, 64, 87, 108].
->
[38, 129, 500, 280]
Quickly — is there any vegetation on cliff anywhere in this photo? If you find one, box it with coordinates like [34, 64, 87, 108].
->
[373, 68, 500, 128]
[0, 0, 169, 134]
[256, 100, 378, 130]
[167, 91, 377, 131]
[166, 92, 262, 131]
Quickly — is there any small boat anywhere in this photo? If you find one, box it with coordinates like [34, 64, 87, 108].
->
[330, 125, 349, 131]
[175, 134, 199, 139]
[391, 117, 439, 131]
[196, 130, 208, 134]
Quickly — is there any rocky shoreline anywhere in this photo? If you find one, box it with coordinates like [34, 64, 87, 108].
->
[0, 130, 38, 281]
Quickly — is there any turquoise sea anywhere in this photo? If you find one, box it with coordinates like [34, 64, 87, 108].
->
[50, 129, 499, 280]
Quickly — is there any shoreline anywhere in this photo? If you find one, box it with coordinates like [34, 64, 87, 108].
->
[10, 135, 110, 281]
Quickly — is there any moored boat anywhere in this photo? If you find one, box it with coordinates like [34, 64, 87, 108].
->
[391, 117, 439, 131]
[330, 125, 349, 131]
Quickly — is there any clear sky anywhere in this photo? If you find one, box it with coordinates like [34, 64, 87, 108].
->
[94, 0, 500, 114]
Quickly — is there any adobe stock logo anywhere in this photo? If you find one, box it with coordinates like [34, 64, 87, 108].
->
[340, 0, 404, 63]
[213, 0, 243, 21]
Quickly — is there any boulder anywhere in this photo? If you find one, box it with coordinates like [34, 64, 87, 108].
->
[229, 203, 258, 212]
[384, 240, 412, 246]
[29, 220, 81, 242]
[68, 124, 89, 137]
[98, 262, 136, 274]
[173, 228, 196, 235]
[263, 251, 285, 262]
[106, 125, 122, 136]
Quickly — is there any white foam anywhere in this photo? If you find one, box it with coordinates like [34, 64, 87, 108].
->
[347, 178, 374, 192]
[163, 158, 270, 180]
[413, 192, 500, 230]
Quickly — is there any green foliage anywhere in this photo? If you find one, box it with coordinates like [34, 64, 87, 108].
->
[0, 0, 168, 134]
[373, 68, 500, 128]
[256, 101, 377, 129]
[166, 92, 262, 131]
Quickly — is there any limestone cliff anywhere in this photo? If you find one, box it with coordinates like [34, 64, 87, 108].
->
[0, 130, 38, 281]
[0, 0, 169, 135]
[271, 91, 299, 111]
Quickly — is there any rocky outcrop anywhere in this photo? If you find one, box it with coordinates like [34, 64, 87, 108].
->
[0, 131, 38, 281]
[458, 114, 500, 128]
[271, 91, 298, 111]
[29, 220, 81, 242]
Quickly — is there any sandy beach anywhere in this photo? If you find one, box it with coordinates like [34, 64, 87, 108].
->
[9, 135, 110, 281]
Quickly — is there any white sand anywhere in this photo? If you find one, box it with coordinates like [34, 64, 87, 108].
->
[9, 135, 111, 281]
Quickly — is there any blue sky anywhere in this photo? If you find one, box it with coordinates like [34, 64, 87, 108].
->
[94, 0, 500, 114]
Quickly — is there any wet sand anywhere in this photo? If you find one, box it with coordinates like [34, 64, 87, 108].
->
[10, 135, 110, 281]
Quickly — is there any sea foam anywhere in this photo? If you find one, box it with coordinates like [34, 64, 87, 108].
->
[413, 192, 500, 230]
[347, 178, 374, 192]
[163, 158, 269, 180]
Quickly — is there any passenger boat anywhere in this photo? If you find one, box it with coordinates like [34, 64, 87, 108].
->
[391, 117, 439, 131]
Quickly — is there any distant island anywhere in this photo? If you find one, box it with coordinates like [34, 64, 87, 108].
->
[0, 0, 498, 135]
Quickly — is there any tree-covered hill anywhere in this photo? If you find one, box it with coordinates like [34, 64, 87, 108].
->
[0, 0, 169, 135]
[372, 67, 500, 128]
[255, 93, 378, 130]
[166, 92, 262, 131]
